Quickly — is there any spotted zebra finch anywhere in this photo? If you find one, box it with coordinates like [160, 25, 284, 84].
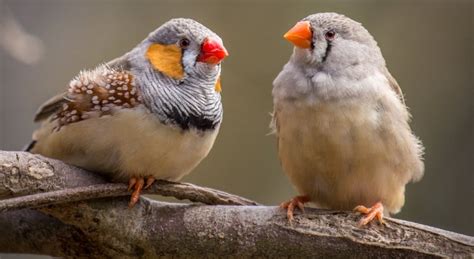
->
[272, 13, 424, 225]
[27, 18, 228, 207]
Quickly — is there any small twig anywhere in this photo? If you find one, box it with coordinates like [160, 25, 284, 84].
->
[0, 180, 259, 212]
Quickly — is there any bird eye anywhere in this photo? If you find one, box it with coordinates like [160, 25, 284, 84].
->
[179, 38, 191, 48]
[325, 30, 336, 41]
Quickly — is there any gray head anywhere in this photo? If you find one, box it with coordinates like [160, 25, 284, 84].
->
[129, 18, 228, 82]
[273, 13, 391, 102]
[284, 13, 385, 77]
[126, 18, 228, 131]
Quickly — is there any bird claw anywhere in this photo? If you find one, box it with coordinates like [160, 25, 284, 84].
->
[144, 176, 156, 189]
[127, 177, 137, 191]
[127, 176, 155, 207]
[280, 195, 310, 222]
[128, 177, 145, 208]
[354, 202, 385, 226]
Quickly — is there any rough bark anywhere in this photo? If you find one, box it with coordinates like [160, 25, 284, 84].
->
[0, 151, 473, 258]
[0, 151, 257, 208]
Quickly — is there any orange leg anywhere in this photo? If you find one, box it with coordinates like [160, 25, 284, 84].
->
[128, 177, 145, 208]
[354, 201, 385, 226]
[280, 195, 310, 222]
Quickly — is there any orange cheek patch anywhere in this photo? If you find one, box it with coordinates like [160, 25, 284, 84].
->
[215, 77, 222, 93]
[146, 43, 184, 80]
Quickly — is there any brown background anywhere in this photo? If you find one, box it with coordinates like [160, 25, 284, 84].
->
[0, 0, 472, 243]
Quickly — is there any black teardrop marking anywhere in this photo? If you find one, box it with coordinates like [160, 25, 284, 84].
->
[322, 41, 332, 63]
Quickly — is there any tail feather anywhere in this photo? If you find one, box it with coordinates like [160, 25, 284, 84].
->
[22, 140, 36, 152]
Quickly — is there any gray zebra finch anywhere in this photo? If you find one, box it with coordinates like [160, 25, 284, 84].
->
[272, 13, 424, 225]
[27, 18, 228, 207]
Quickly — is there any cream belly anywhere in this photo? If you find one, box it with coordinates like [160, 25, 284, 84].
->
[276, 97, 421, 214]
[31, 106, 219, 182]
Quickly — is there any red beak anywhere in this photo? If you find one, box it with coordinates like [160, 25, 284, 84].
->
[198, 38, 228, 65]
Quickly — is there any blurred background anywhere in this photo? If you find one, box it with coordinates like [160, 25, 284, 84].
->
[0, 0, 472, 241]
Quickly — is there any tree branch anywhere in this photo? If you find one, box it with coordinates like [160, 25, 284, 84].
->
[0, 151, 257, 207]
[0, 181, 258, 212]
[1, 151, 473, 257]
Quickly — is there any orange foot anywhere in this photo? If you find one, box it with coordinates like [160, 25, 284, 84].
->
[280, 195, 310, 221]
[354, 201, 385, 226]
[128, 176, 156, 207]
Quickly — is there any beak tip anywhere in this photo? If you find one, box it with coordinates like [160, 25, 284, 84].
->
[199, 38, 228, 64]
[284, 21, 312, 49]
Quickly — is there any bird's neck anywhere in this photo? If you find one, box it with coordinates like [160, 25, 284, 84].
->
[135, 68, 223, 131]
[274, 58, 387, 105]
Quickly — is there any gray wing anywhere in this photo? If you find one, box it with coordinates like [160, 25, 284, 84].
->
[33, 92, 68, 122]
[28, 92, 68, 150]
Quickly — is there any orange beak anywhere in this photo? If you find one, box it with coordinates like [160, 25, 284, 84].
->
[198, 38, 229, 65]
[284, 21, 312, 49]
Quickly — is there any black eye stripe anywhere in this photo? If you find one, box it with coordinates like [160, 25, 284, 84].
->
[321, 29, 335, 62]
[322, 41, 332, 63]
